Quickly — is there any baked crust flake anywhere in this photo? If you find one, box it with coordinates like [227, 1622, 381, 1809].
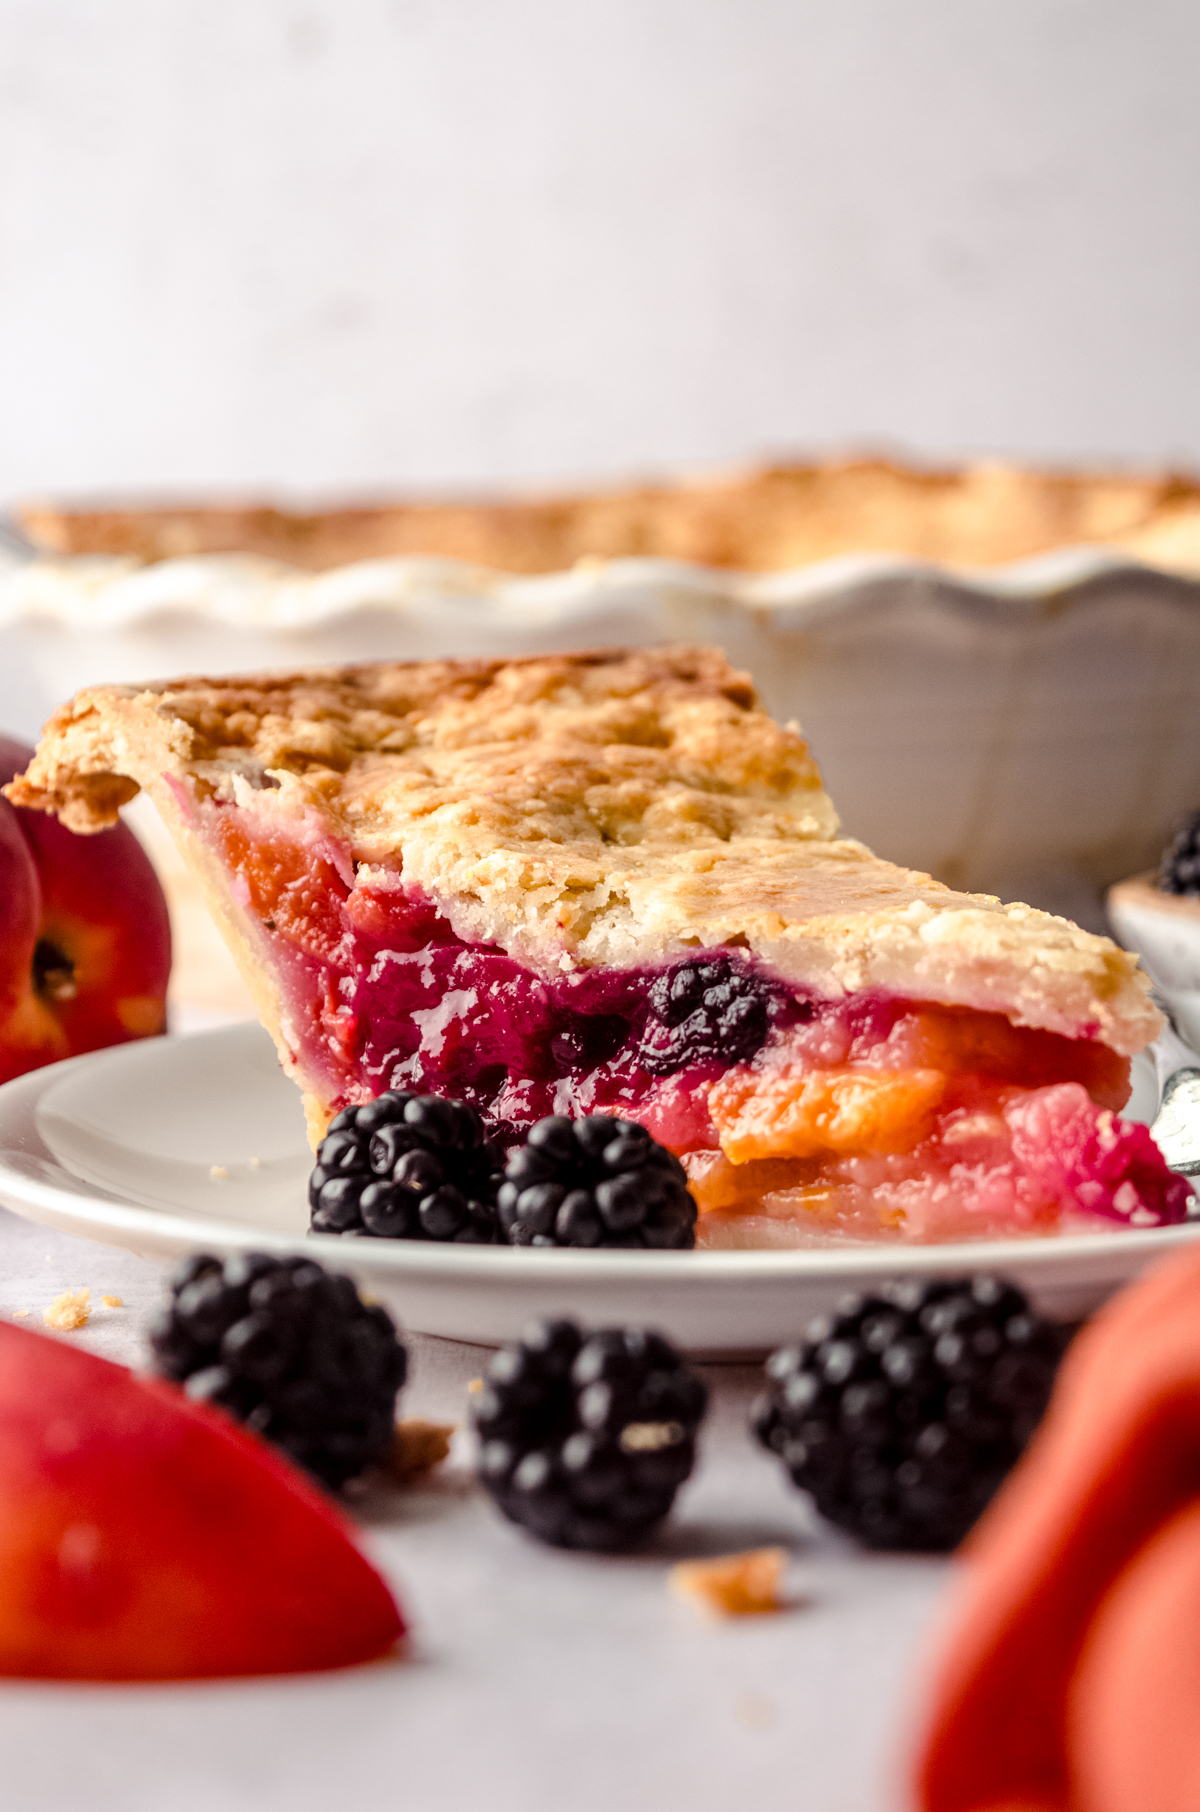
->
[669, 1547, 788, 1617]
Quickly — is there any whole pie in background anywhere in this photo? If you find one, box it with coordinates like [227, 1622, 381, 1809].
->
[16, 457, 1200, 575]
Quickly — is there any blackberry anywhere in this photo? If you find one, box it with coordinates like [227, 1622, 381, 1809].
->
[752, 1276, 1068, 1551]
[1159, 810, 1200, 896]
[309, 1091, 502, 1242]
[472, 1318, 707, 1548]
[498, 1115, 697, 1248]
[150, 1251, 408, 1489]
[637, 954, 774, 1075]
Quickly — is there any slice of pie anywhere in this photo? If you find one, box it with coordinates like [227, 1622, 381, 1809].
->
[7, 644, 1187, 1246]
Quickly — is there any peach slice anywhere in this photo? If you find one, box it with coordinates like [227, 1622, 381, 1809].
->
[709, 1064, 947, 1165]
[682, 1147, 821, 1215]
[0, 1321, 403, 1679]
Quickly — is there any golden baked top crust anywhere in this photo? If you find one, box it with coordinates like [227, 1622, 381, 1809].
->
[17, 457, 1200, 576]
[9, 644, 835, 836]
[7, 644, 1161, 1054]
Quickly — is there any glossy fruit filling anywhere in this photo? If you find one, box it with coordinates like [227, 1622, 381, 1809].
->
[211, 807, 1189, 1244]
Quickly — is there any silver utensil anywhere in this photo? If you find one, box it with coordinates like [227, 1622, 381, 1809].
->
[1148, 1018, 1200, 1181]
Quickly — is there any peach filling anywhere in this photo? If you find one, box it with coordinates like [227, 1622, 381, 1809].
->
[686, 1003, 1186, 1245]
[203, 804, 1188, 1245]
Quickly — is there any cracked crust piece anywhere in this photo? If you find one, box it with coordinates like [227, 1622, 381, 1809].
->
[16, 457, 1200, 576]
[43, 1288, 91, 1332]
[6, 644, 1160, 1064]
[669, 1547, 789, 1618]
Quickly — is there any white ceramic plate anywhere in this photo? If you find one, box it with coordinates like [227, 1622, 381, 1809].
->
[0, 1023, 1196, 1356]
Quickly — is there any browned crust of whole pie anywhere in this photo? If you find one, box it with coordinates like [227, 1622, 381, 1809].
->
[16, 458, 1200, 576]
[5, 644, 1162, 1064]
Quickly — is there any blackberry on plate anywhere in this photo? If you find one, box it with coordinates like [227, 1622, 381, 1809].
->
[498, 1115, 697, 1249]
[150, 1251, 408, 1489]
[637, 954, 774, 1076]
[1159, 810, 1200, 897]
[752, 1275, 1068, 1552]
[309, 1091, 502, 1242]
[472, 1318, 707, 1549]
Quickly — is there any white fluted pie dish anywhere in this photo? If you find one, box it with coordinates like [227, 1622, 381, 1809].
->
[4, 542, 1200, 928]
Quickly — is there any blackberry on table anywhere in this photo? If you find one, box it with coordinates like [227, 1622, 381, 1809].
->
[637, 954, 774, 1075]
[498, 1115, 697, 1249]
[472, 1318, 707, 1549]
[752, 1276, 1068, 1552]
[150, 1251, 408, 1489]
[309, 1091, 502, 1242]
[1159, 810, 1200, 897]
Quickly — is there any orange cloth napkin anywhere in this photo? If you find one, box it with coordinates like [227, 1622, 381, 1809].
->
[914, 1239, 1200, 1812]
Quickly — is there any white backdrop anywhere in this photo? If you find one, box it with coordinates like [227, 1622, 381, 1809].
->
[0, 0, 1198, 502]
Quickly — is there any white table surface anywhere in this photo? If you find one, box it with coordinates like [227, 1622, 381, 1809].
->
[0, 1037, 954, 1812]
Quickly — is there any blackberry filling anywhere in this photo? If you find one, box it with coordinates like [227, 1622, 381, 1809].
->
[210, 818, 1177, 1245]
[210, 814, 798, 1137]
[637, 955, 778, 1076]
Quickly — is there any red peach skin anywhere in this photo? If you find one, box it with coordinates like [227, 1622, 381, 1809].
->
[0, 795, 45, 1072]
[914, 1240, 1200, 1812]
[0, 736, 171, 1080]
[0, 1321, 403, 1679]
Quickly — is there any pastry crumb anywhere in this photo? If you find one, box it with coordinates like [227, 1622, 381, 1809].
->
[386, 1418, 455, 1482]
[467, 1377, 484, 1393]
[670, 1547, 789, 1618]
[44, 1287, 91, 1332]
[620, 1419, 685, 1452]
[100, 1294, 123, 1308]
[249, 1156, 261, 1168]
[209, 1164, 230, 1180]
[11, 1309, 29, 1320]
